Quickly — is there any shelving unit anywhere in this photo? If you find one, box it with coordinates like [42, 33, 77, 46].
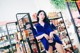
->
[74, 18, 80, 41]
[48, 12, 74, 52]
[66, 1, 80, 43]
[16, 13, 41, 53]
[0, 25, 14, 53]
[6, 22, 19, 53]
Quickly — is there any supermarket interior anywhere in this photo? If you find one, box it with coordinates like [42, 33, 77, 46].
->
[0, 0, 80, 53]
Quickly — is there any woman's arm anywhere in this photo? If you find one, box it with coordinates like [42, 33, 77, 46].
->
[49, 22, 58, 39]
[36, 34, 44, 40]
[36, 33, 49, 40]
[52, 30, 57, 34]
[49, 30, 58, 39]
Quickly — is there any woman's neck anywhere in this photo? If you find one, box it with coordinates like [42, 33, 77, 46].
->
[39, 20, 44, 24]
[39, 21, 45, 27]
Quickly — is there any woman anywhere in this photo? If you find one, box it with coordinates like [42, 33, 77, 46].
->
[32, 10, 65, 53]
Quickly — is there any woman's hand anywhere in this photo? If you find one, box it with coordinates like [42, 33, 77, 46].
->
[43, 34, 49, 40]
[36, 34, 44, 40]
[49, 31, 54, 39]
[49, 30, 57, 39]
[36, 33, 49, 40]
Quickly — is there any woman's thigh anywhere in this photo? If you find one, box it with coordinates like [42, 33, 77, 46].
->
[55, 43, 65, 53]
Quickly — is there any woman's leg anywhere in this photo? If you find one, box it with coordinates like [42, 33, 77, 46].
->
[48, 46, 53, 53]
[55, 43, 65, 53]
[43, 35, 54, 53]
[48, 39, 54, 53]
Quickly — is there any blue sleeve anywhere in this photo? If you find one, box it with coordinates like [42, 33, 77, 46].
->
[32, 27, 44, 38]
[32, 28, 38, 38]
[37, 31, 44, 36]
[51, 24, 57, 30]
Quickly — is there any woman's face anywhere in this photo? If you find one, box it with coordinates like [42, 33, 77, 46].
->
[38, 12, 45, 21]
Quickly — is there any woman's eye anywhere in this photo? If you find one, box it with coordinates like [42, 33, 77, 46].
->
[40, 14, 42, 15]
[41, 14, 44, 15]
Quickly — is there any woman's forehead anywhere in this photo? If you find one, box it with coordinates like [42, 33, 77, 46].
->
[39, 12, 44, 14]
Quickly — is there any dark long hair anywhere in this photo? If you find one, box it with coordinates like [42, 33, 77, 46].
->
[37, 10, 50, 23]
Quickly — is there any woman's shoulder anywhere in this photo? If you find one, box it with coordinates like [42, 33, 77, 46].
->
[33, 23, 40, 29]
[34, 23, 40, 27]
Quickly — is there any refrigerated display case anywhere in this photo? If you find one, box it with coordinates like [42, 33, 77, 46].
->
[16, 13, 42, 53]
[6, 22, 30, 53]
[48, 12, 74, 52]
[73, 18, 80, 41]
[0, 25, 13, 53]
[6, 22, 19, 53]
[66, 0, 80, 43]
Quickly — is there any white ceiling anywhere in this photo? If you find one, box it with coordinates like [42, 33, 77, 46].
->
[0, 0, 55, 25]
[0, 0, 37, 23]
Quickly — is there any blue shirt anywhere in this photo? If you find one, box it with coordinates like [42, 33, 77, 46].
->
[32, 22, 62, 50]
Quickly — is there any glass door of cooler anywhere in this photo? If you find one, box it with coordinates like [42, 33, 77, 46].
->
[65, 1, 80, 53]
[6, 22, 19, 53]
[0, 25, 11, 53]
[72, 17, 80, 42]
[48, 12, 74, 52]
[16, 13, 40, 53]
[66, 1, 80, 42]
